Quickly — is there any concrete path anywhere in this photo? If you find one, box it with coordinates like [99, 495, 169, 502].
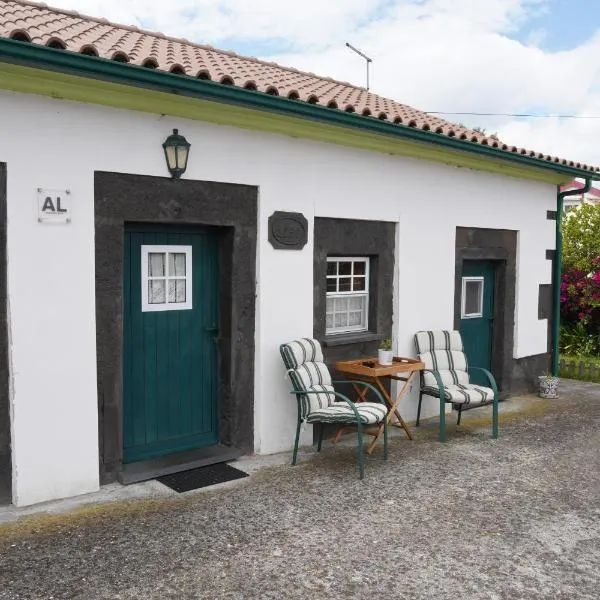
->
[1, 380, 599, 599]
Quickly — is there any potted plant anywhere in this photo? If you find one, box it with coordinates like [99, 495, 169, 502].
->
[538, 354, 559, 399]
[378, 338, 393, 366]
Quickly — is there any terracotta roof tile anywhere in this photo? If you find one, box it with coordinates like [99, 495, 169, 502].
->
[0, 0, 598, 174]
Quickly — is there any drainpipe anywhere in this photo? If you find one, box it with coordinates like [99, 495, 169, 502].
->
[552, 178, 593, 375]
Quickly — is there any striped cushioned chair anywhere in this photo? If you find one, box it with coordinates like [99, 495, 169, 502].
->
[414, 330, 499, 442]
[280, 338, 388, 479]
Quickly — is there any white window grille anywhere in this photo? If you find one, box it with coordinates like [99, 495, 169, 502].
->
[141, 245, 193, 312]
[326, 257, 369, 334]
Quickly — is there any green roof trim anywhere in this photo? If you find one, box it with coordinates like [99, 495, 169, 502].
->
[0, 36, 596, 184]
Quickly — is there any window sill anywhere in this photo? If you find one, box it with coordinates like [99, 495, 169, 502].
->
[321, 332, 385, 347]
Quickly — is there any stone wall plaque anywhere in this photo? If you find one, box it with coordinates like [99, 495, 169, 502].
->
[268, 211, 308, 250]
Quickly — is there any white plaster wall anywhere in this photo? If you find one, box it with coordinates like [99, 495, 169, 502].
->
[0, 91, 556, 505]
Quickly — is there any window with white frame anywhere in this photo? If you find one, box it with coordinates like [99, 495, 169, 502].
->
[461, 276, 484, 319]
[141, 245, 193, 312]
[326, 257, 369, 334]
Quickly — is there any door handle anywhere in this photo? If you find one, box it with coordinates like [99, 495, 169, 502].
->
[205, 326, 221, 345]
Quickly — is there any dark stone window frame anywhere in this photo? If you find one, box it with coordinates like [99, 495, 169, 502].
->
[0, 163, 9, 504]
[94, 172, 257, 484]
[314, 217, 395, 364]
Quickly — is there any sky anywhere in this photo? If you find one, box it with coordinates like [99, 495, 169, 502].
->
[46, 0, 600, 165]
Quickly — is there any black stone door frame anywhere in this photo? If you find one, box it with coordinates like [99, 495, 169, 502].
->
[95, 172, 257, 484]
[0, 163, 9, 504]
[454, 227, 517, 394]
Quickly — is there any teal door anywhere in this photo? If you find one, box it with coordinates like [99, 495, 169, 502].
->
[123, 225, 220, 463]
[459, 261, 495, 387]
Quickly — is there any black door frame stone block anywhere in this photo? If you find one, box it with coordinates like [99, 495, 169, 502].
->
[454, 227, 515, 394]
[454, 226, 546, 395]
[95, 172, 257, 484]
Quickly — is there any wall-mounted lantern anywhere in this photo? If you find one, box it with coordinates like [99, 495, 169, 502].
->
[162, 129, 191, 179]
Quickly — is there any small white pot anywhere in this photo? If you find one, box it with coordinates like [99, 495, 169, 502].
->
[538, 375, 559, 399]
[378, 349, 393, 366]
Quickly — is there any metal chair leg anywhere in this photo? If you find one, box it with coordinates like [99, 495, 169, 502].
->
[438, 396, 447, 442]
[492, 393, 499, 439]
[457, 404, 463, 426]
[292, 419, 302, 465]
[416, 391, 423, 426]
[383, 418, 388, 461]
[356, 422, 365, 480]
[317, 423, 324, 452]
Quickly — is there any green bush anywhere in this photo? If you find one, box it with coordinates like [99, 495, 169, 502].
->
[562, 202, 600, 272]
[560, 322, 600, 356]
[560, 201, 600, 351]
[559, 354, 600, 383]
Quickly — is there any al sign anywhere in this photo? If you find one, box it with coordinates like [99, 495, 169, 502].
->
[37, 188, 71, 223]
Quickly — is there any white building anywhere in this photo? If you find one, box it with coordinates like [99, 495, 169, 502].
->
[560, 180, 600, 212]
[0, 0, 598, 507]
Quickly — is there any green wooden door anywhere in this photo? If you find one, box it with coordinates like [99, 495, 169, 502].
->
[459, 261, 495, 387]
[123, 225, 219, 463]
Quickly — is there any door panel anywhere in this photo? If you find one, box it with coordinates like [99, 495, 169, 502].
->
[460, 261, 495, 387]
[123, 225, 219, 463]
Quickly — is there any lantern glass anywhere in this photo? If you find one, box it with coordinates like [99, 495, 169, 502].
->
[162, 129, 191, 178]
[176, 145, 189, 170]
[164, 145, 177, 171]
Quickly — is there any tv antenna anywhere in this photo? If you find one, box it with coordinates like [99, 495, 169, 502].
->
[345, 42, 373, 91]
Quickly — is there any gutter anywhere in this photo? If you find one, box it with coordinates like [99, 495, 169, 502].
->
[0, 37, 599, 182]
[551, 179, 592, 375]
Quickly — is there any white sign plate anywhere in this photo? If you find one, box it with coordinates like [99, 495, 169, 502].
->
[37, 188, 71, 223]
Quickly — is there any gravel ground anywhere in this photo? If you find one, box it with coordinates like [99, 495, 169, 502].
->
[1, 380, 599, 599]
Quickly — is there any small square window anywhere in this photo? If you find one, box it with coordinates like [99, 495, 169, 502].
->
[354, 261, 365, 276]
[461, 277, 484, 318]
[338, 277, 352, 292]
[353, 277, 366, 291]
[149, 279, 166, 304]
[339, 261, 352, 276]
[141, 245, 193, 312]
[148, 253, 165, 277]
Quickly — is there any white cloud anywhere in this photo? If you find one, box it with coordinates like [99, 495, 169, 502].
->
[45, 0, 600, 166]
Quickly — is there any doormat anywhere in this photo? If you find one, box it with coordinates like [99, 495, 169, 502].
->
[157, 463, 248, 493]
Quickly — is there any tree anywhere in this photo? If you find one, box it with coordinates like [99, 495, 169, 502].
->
[562, 201, 600, 272]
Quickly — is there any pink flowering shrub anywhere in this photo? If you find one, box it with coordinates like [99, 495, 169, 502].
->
[560, 256, 600, 355]
[561, 256, 600, 326]
[560, 201, 600, 355]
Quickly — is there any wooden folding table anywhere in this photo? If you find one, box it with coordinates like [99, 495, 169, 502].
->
[334, 356, 425, 454]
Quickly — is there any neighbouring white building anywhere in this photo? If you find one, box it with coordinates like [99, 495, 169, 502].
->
[560, 180, 600, 212]
[0, 0, 598, 507]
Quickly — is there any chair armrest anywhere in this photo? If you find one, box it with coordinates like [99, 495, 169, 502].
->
[468, 367, 499, 396]
[331, 380, 386, 405]
[290, 390, 361, 421]
[421, 369, 446, 398]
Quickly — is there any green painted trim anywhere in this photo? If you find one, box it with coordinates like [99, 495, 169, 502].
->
[0, 37, 596, 184]
[0, 62, 567, 185]
[551, 179, 593, 375]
